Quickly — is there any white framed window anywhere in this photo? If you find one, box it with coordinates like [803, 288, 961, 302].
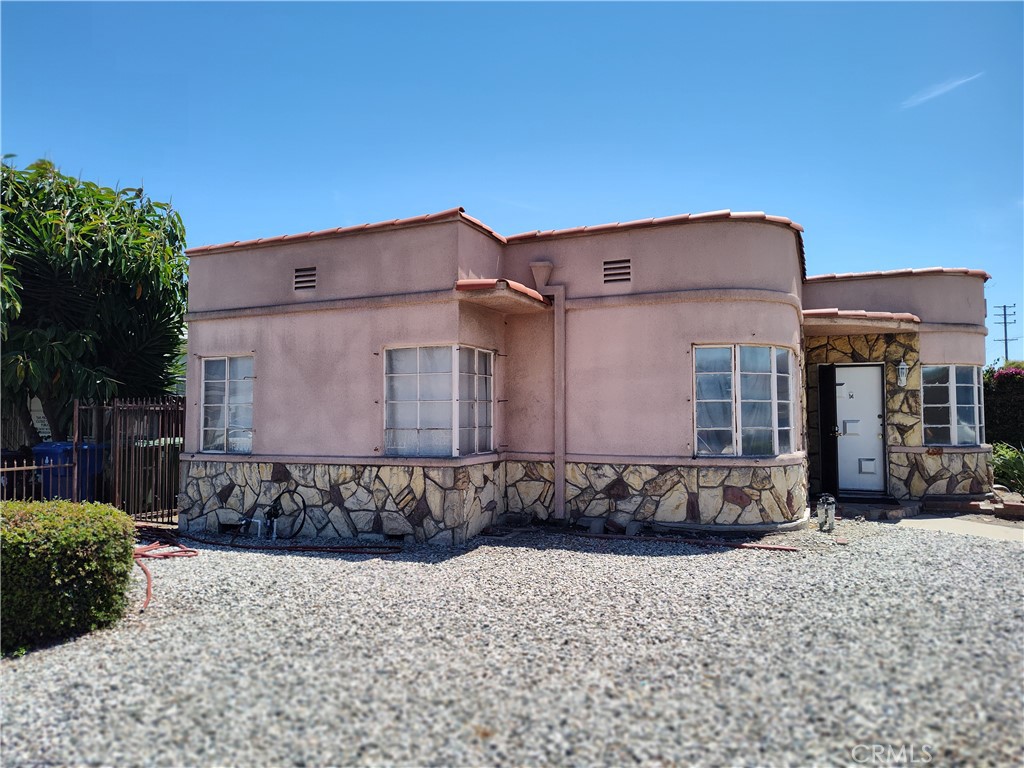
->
[384, 345, 493, 458]
[922, 365, 984, 445]
[694, 345, 794, 456]
[202, 356, 254, 453]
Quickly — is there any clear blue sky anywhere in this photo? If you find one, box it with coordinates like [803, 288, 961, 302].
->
[3, 2, 1022, 363]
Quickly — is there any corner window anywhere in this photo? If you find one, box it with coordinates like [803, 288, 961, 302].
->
[923, 365, 984, 445]
[385, 345, 493, 457]
[694, 345, 794, 456]
[202, 356, 254, 453]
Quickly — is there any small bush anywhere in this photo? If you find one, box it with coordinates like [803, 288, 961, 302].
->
[984, 367, 1024, 445]
[1, 500, 135, 654]
[991, 443, 1024, 495]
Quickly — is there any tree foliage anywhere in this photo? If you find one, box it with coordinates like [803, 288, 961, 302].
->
[1, 158, 187, 443]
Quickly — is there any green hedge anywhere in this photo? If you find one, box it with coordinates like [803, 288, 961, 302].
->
[1, 500, 135, 654]
[984, 368, 1024, 446]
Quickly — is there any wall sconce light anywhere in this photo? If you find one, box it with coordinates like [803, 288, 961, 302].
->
[897, 359, 909, 387]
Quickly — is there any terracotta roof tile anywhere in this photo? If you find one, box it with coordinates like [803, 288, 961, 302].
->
[803, 308, 921, 323]
[806, 267, 990, 282]
[455, 278, 547, 304]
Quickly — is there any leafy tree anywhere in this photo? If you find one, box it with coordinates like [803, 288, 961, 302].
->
[1, 158, 187, 444]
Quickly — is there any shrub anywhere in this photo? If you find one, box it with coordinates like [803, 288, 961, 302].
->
[1, 500, 135, 654]
[991, 443, 1024, 495]
[984, 367, 1024, 445]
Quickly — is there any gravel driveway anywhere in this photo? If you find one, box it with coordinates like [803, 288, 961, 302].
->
[2, 521, 1022, 767]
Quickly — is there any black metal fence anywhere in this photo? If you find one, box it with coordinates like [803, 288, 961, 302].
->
[0, 398, 185, 524]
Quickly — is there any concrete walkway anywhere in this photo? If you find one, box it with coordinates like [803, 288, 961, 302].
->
[895, 513, 1024, 543]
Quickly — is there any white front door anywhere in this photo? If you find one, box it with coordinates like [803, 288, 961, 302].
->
[835, 365, 885, 493]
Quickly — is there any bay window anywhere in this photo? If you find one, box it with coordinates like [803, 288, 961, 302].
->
[923, 365, 984, 445]
[202, 356, 254, 453]
[385, 345, 493, 457]
[694, 345, 794, 456]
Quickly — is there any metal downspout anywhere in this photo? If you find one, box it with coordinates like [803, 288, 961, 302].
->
[530, 262, 566, 522]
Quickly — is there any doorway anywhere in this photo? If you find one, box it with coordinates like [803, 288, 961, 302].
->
[819, 364, 886, 495]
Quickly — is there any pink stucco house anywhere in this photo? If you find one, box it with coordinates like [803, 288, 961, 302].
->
[179, 207, 991, 543]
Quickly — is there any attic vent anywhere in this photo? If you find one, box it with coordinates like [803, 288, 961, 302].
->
[603, 258, 631, 284]
[293, 266, 317, 291]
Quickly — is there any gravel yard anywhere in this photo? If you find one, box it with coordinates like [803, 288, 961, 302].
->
[2, 521, 1022, 767]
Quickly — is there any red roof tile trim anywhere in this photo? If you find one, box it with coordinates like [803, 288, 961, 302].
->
[187, 207, 509, 255]
[806, 267, 990, 282]
[455, 278, 547, 305]
[803, 308, 921, 323]
[505, 209, 804, 242]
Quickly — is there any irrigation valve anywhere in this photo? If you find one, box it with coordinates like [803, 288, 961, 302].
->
[817, 494, 836, 533]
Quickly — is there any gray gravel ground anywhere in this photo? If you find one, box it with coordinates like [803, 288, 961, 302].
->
[2, 520, 1022, 768]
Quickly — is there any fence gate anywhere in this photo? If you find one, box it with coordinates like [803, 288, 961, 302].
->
[80, 397, 186, 524]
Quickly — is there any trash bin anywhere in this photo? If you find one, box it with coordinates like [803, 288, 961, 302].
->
[30, 442, 106, 502]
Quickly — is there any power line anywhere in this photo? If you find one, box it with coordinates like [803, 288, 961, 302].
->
[992, 304, 1019, 362]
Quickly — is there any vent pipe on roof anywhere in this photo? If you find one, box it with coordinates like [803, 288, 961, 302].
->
[530, 261, 566, 524]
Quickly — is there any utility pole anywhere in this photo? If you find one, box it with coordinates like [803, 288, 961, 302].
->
[992, 304, 1019, 362]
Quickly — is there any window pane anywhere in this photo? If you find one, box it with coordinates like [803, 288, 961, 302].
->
[923, 386, 950, 405]
[203, 359, 226, 380]
[387, 402, 417, 429]
[478, 377, 492, 402]
[777, 403, 791, 430]
[696, 373, 732, 400]
[421, 401, 453, 429]
[459, 402, 476, 428]
[955, 385, 975, 406]
[420, 373, 451, 401]
[478, 401, 492, 427]
[418, 430, 452, 457]
[228, 405, 252, 429]
[740, 373, 771, 401]
[924, 406, 950, 426]
[227, 429, 252, 454]
[203, 406, 225, 429]
[741, 401, 772, 429]
[459, 428, 475, 455]
[202, 429, 225, 452]
[697, 402, 732, 429]
[478, 351, 492, 375]
[229, 356, 253, 380]
[203, 381, 225, 405]
[742, 428, 773, 456]
[386, 348, 417, 374]
[459, 374, 475, 400]
[775, 348, 790, 375]
[385, 429, 418, 455]
[956, 406, 977, 428]
[922, 366, 949, 385]
[924, 426, 950, 445]
[229, 379, 253, 404]
[955, 366, 975, 385]
[778, 429, 792, 454]
[695, 347, 731, 373]
[420, 346, 452, 373]
[477, 428, 492, 453]
[957, 425, 978, 445]
[459, 347, 476, 374]
[697, 429, 734, 455]
[776, 374, 790, 402]
[740, 346, 771, 373]
[386, 375, 418, 401]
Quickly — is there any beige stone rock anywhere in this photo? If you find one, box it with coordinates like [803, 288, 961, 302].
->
[190, 463, 207, 479]
[359, 466, 377, 488]
[832, 337, 853, 356]
[890, 451, 909, 467]
[698, 487, 724, 524]
[850, 336, 870, 359]
[642, 469, 680, 497]
[654, 485, 690, 522]
[290, 464, 316, 487]
[516, 480, 545, 507]
[506, 485, 523, 512]
[728, 467, 753, 489]
[469, 464, 485, 490]
[328, 509, 355, 538]
[583, 497, 611, 517]
[295, 484, 325, 508]
[212, 473, 233, 492]
[198, 476, 215, 502]
[532, 462, 555, 482]
[760, 490, 785, 522]
[715, 502, 743, 525]
[342, 482, 375, 511]
[585, 464, 619, 491]
[408, 467, 424, 500]
[377, 466, 409, 499]
[312, 464, 330, 491]
[751, 467, 772, 490]
[504, 462, 525, 486]
[699, 467, 729, 487]
[737, 504, 762, 525]
[444, 490, 466, 527]
[350, 509, 375, 532]
[565, 483, 582, 501]
[890, 462, 910, 481]
[635, 497, 658, 521]
[909, 471, 928, 498]
[616, 495, 643, 514]
[381, 510, 413, 536]
[623, 465, 659, 492]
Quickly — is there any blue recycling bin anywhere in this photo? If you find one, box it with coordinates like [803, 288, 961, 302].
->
[30, 442, 105, 501]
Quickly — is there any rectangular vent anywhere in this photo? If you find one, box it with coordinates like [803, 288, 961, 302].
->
[603, 258, 631, 283]
[293, 266, 317, 291]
